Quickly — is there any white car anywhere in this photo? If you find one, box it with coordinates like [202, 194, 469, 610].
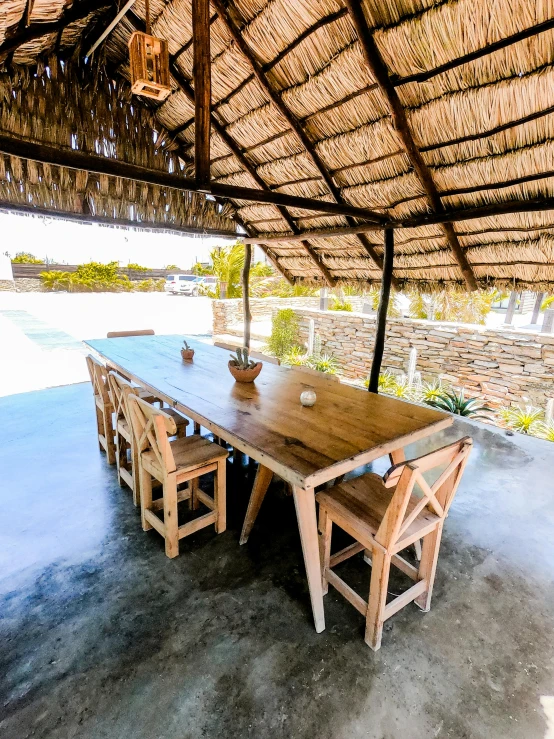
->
[164, 274, 202, 296]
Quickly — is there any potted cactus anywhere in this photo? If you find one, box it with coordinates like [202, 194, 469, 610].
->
[228, 347, 262, 382]
[181, 340, 195, 361]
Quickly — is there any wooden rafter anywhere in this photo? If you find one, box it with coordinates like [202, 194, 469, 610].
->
[0, 0, 110, 57]
[344, 0, 477, 291]
[0, 132, 386, 224]
[192, 0, 211, 189]
[211, 0, 395, 287]
[127, 12, 341, 285]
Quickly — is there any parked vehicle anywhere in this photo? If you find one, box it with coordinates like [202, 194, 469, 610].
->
[164, 274, 202, 296]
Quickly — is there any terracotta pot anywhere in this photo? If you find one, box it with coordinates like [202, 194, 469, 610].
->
[228, 361, 262, 383]
[181, 348, 195, 361]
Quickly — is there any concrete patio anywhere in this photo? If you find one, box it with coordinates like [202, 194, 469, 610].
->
[1, 382, 553, 739]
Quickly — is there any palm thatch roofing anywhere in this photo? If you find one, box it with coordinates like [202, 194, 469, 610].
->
[1, 0, 554, 289]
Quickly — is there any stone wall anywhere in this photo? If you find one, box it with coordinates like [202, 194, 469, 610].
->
[295, 308, 554, 408]
[212, 297, 366, 336]
[14, 278, 45, 292]
[0, 279, 15, 291]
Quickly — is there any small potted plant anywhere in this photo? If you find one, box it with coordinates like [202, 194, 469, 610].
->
[181, 340, 195, 361]
[228, 347, 262, 383]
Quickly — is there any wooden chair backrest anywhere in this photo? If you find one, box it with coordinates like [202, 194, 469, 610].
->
[377, 436, 473, 549]
[128, 395, 177, 474]
[86, 354, 111, 405]
[289, 365, 340, 383]
[108, 371, 138, 423]
[107, 329, 155, 338]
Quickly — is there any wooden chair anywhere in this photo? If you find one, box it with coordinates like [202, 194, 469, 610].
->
[316, 436, 472, 650]
[86, 354, 116, 465]
[289, 365, 339, 383]
[107, 329, 155, 338]
[128, 395, 228, 558]
[108, 371, 189, 505]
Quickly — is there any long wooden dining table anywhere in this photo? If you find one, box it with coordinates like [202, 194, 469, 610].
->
[85, 334, 452, 633]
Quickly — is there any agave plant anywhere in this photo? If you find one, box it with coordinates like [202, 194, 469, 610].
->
[535, 422, 554, 442]
[306, 353, 340, 374]
[426, 389, 493, 419]
[421, 379, 448, 404]
[282, 346, 309, 366]
[365, 369, 398, 393]
[498, 405, 544, 434]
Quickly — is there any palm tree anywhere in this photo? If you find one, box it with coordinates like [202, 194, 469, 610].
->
[209, 242, 245, 298]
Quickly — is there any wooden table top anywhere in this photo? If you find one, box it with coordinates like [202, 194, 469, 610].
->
[85, 335, 452, 489]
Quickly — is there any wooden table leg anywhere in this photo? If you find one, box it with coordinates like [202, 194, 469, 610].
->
[292, 486, 325, 634]
[239, 464, 273, 545]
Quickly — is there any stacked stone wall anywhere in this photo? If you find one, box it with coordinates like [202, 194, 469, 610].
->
[294, 309, 554, 408]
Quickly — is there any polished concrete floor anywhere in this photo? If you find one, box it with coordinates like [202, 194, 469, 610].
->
[1, 383, 553, 739]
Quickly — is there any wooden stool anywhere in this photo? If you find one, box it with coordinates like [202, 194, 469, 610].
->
[128, 395, 228, 558]
[108, 371, 189, 505]
[316, 437, 472, 651]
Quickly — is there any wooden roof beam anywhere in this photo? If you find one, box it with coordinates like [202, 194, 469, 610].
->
[0, 133, 388, 223]
[344, 0, 477, 291]
[211, 0, 394, 288]
[0, 0, 111, 57]
[192, 0, 211, 189]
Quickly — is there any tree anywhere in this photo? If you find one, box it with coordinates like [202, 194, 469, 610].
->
[408, 289, 500, 325]
[209, 243, 245, 298]
[11, 252, 44, 264]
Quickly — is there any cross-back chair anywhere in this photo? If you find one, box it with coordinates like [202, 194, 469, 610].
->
[86, 354, 116, 465]
[108, 371, 190, 504]
[127, 395, 228, 558]
[316, 436, 473, 650]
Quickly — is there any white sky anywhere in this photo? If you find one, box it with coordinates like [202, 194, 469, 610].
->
[0, 211, 238, 269]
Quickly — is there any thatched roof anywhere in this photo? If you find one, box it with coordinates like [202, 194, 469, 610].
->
[1, 0, 554, 288]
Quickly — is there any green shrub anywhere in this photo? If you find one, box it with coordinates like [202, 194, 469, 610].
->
[11, 252, 44, 264]
[408, 289, 500, 325]
[329, 299, 353, 312]
[542, 295, 554, 311]
[265, 309, 301, 358]
[40, 261, 162, 292]
[166, 264, 180, 270]
[126, 263, 149, 271]
[208, 243, 244, 298]
[250, 262, 274, 277]
[135, 278, 165, 292]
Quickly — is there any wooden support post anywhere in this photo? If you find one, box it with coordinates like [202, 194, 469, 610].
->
[242, 243, 252, 349]
[531, 292, 544, 325]
[368, 228, 394, 393]
[504, 291, 519, 325]
[192, 0, 211, 190]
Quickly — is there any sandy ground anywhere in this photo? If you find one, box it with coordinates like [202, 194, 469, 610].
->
[0, 292, 213, 396]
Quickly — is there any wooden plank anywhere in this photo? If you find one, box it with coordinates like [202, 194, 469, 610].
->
[326, 569, 367, 616]
[84, 335, 452, 490]
[293, 486, 326, 632]
[192, 0, 211, 189]
[329, 542, 364, 568]
[177, 510, 217, 538]
[383, 580, 427, 620]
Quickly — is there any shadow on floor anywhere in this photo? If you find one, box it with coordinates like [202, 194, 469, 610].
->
[0, 383, 553, 739]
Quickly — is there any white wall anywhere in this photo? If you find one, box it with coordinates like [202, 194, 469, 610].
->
[0, 252, 13, 280]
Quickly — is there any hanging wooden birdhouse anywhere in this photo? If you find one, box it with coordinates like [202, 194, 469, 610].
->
[128, 31, 171, 101]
